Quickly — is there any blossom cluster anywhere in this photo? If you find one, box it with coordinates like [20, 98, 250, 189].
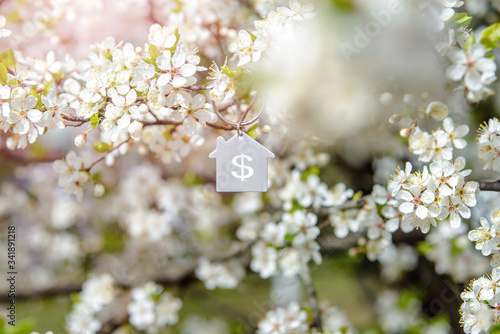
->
[427, 0, 499, 102]
[230, 1, 315, 67]
[195, 258, 245, 290]
[422, 222, 489, 282]
[256, 301, 357, 334]
[66, 274, 116, 334]
[0, 53, 71, 149]
[247, 166, 356, 279]
[446, 44, 497, 102]
[127, 282, 183, 333]
[469, 211, 500, 268]
[460, 267, 500, 334]
[408, 115, 469, 163]
[256, 302, 309, 334]
[478, 117, 500, 171]
[389, 157, 478, 232]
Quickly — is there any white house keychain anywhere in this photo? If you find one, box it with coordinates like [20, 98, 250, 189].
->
[209, 101, 275, 192]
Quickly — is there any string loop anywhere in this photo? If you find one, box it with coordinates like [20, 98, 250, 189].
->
[211, 100, 264, 134]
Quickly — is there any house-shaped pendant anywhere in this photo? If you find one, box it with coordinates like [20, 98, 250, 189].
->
[209, 133, 275, 192]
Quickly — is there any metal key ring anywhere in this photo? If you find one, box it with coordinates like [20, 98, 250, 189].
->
[211, 99, 264, 128]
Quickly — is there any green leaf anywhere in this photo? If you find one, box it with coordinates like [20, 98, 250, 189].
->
[93, 141, 111, 153]
[301, 166, 320, 181]
[91, 171, 102, 184]
[246, 123, 259, 139]
[7, 78, 18, 85]
[246, 30, 257, 42]
[289, 199, 304, 213]
[104, 51, 112, 61]
[447, 12, 472, 30]
[43, 80, 54, 95]
[167, 28, 180, 54]
[183, 171, 203, 186]
[148, 44, 162, 61]
[352, 190, 363, 201]
[490, 324, 500, 334]
[5, 318, 35, 334]
[330, 0, 354, 11]
[163, 125, 175, 141]
[221, 65, 242, 79]
[480, 22, 500, 51]
[465, 33, 476, 52]
[0, 63, 7, 84]
[70, 292, 80, 304]
[90, 113, 100, 128]
[398, 289, 419, 310]
[285, 233, 295, 244]
[0, 48, 16, 68]
[29, 89, 43, 109]
[417, 241, 433, 255]
[174, 0, 183, 13]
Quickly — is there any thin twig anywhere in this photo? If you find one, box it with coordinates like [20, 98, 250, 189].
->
[184, 84, 209, 91]
[238, 95, 257, 124]
[61, 113, 88, 127]
[85, 139, 132, 171]
[206, 122, 235, 131]
[142, 120, 182, 127]
[300, 259, 323, 332]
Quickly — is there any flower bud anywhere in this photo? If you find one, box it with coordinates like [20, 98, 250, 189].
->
[403, 93, 415, 105]
[6, 136, 17, 150]
[421, 91, 430, 101]
[400, 127, 412, 138]
[379, 92, 393, 106]
[129, 120, 143, 140]
[260, 125, 271, 134]
[426, 101, 448, 121]
[93, 183, 105, 197]
[389, 113, 403, 124]
[11, 87, 27, 101]
[74, 133, 87, 147]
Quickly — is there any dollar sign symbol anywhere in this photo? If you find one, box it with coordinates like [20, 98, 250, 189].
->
[231, 154, 254, 181]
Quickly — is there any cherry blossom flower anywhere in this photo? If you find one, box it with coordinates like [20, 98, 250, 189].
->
[442, 117, 469, 149]
[231, 30, 266, 66]
[388, 162, 412, 196]
[398, 186, 435, 220]
[0, 15, 11, 38]
[52, 151, 90, 201]
[169, 94, 215, 135]
[446, 44, 497, 97]
[251, 241, 278, 279]
[6, 94, 43, 143]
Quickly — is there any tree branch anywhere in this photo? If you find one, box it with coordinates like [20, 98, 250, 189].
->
[206, 122, 236, 131]
[6, 241, 253, 303]
[480, 181, 500, 192]
[61, 113, 88, 127]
